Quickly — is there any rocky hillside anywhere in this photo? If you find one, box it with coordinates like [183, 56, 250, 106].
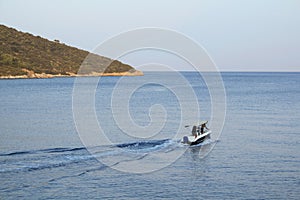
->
[0, 24, 140, 77]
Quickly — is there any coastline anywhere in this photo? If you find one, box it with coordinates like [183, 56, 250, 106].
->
[0, 70, 144, 79]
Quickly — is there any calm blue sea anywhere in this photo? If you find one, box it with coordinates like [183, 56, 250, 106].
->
[0, 72, 299, 199]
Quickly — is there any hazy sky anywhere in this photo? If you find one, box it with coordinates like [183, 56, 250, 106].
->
[0, 0, 299, 71]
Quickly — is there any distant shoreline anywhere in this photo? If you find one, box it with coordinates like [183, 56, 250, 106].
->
[0, 70, 144, 79]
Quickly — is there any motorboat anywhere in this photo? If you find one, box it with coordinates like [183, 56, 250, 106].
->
[181, 121, 211, 146]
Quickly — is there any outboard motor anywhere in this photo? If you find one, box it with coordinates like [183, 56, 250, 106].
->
[183, 136, 189, 144]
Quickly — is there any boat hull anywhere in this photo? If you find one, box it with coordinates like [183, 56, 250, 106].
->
[182, 130, 211, 146]
[190, 135, 208, 145]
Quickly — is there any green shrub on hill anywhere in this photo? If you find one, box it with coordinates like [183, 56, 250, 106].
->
[0, 24, 136, 76]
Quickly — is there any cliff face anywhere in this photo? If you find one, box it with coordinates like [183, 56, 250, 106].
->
[0, 24, 141, 78]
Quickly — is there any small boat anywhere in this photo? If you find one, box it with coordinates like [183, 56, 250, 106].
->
[181, 121, 211, 146]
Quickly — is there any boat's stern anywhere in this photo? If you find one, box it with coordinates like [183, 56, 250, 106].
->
[182, 136, 190, 144]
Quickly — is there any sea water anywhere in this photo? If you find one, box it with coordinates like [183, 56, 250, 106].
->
[0, 72, 299, 199]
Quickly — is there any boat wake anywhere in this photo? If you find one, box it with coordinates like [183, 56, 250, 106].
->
[0, 147, 86, 157]
[116, 139, 175, 152]
[0, 138, 217, 174]
[0, 139, 179, 174]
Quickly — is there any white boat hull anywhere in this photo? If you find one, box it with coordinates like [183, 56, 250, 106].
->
[182, 130, 211, 146]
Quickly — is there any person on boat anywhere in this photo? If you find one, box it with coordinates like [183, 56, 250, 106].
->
[200, 122, 209, 134]
[192, 125, 197, 138]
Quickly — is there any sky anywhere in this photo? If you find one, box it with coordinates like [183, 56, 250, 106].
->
[0, 0, 299, 71]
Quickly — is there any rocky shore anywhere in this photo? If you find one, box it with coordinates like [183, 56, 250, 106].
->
[0, 69, 144, 79]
